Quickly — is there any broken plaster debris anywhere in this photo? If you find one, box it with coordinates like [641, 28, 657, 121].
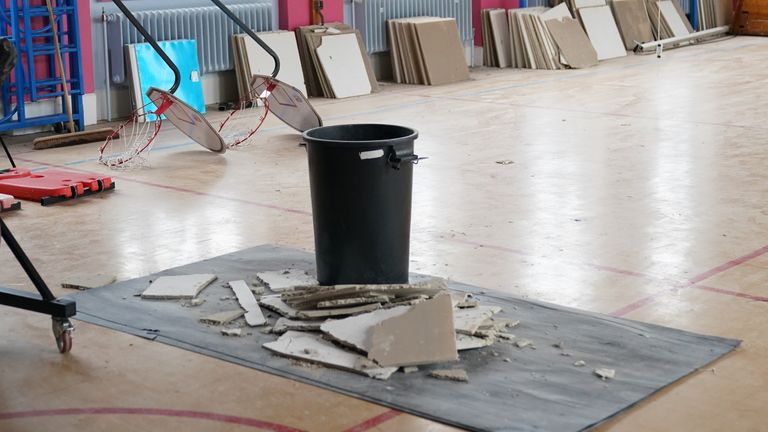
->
[255, 269, 318, 293]
[282, 279, 447, 310]
[263, 331, 398, 380]
[573, 360, 586, 367]
[453, 305, 503, 335]
[183, 298, 205, 307]
[221, 328, 242, 337]
[258, 295, 300, 318]
[514, 339, 534, 348]
[229, 280, 267, 327]
[455, 333, 496, 351]
[297, 302, 381, 319]
[402, 366, 419, 374]
[429, 369, 469, 383]
[497, 333, 516, 341]
[141, 274, 217, 299]
[61, 273, 117, 290]
[200, 310, 245, 325]
[273, 318, 325, 334]
[594, 368, 616, 380]
[450, 292, 469, 308]
[456, 299, 481, 309]
[369, 294, 458, 367]
[316, 295, 391, 309]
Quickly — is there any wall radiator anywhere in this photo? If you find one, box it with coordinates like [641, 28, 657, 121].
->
[353, 0, 474, 54]
[107, 3, 273, 83]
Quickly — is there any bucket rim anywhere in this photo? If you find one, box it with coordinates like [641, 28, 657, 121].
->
[302, 123, 419, 146]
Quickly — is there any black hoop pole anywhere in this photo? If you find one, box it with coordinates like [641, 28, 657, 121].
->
[209, 0, 280, 79]
[111, 0, 181, 94]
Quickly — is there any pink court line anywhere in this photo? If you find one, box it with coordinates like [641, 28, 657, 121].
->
[451, 238, 768, 315]
[343, 410, 403, 432]
[13, 157, 312, 217]
[0, 407, 305, 432]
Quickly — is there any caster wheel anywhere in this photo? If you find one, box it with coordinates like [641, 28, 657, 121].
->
[53, 122, 65, 133]
[52, 318, 74, 353]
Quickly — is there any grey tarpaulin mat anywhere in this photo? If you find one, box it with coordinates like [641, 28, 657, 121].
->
[70, 245, 739, 432]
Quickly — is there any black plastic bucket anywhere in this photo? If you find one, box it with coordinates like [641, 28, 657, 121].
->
[303, 124, 420, 286]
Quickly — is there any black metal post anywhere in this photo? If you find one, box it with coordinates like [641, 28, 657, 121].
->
[111, 0, 181, 94]
[0, 135, 15, 168]
[209, 0, 281, 79]
[0, 217, 56, 301]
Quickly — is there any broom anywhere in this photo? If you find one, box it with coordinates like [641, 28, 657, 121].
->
[32, 0, 115, 150]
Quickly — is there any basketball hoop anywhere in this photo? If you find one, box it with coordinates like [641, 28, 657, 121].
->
[98, 101, 162, 169]
[217, 91, 270, 149]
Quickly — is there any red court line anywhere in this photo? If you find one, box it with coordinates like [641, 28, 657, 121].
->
[610, 244, 768, 316]
[451, 238, 654, 279]
[693, 285, 768, 303]
[0, 407, 305, 431]
[687, 244, 768, 285]
[452, 238, 768, 316]
[342, 410, 403, 432]
[14, 157, 312, 217]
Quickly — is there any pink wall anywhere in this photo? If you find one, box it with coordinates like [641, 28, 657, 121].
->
[473, 0, 520, 46]
[278, 0, 344, 31]
[78, 0, 94, 93]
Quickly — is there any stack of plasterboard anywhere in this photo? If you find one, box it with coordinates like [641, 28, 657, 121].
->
[295, 24, 379, 98]
[574, 0, 628, 60]
[507, 5, 571, 69]
[644, 0, 694, 39]
[231, 30, 307, 102]
[610, 0, 655, 49]
[696, 0, 733, 30]
[481, 9, 510, 67]
[388, 17, 470, 85]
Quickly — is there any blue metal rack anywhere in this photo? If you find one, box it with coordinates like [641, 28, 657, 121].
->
[0, 0, 85, 133]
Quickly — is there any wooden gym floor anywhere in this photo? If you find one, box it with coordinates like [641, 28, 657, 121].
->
[1, 35, 767, 431]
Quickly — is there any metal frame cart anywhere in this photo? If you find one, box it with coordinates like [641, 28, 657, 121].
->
[0, 216, 76, 352]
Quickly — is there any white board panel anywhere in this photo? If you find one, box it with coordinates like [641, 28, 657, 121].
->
[579, 6, 627, 60]
[316, 34, 372, 98]
[242, 31, 308, 97]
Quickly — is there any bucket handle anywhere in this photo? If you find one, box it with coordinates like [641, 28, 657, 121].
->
[388, 147, 426, 170]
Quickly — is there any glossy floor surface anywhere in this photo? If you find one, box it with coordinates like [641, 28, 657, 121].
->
[1, 36, 767, 431]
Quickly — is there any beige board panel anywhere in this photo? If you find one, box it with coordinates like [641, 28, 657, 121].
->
[545, 17, 599, 68]
[541, 2, 573, 21]
[125, 45, 146, 120]
[489, 9, 512, 68]
[579, 5, 628, 60]
[574, 0, 606, 7]
[715, 0, 733, 26]
[413, 18, 470, 85]
[611, 0, 655, 49]
[387, 20, 403, 82]
[368, 294, 459, 367]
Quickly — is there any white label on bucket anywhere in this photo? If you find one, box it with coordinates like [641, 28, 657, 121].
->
[359, 149, 385, 160]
